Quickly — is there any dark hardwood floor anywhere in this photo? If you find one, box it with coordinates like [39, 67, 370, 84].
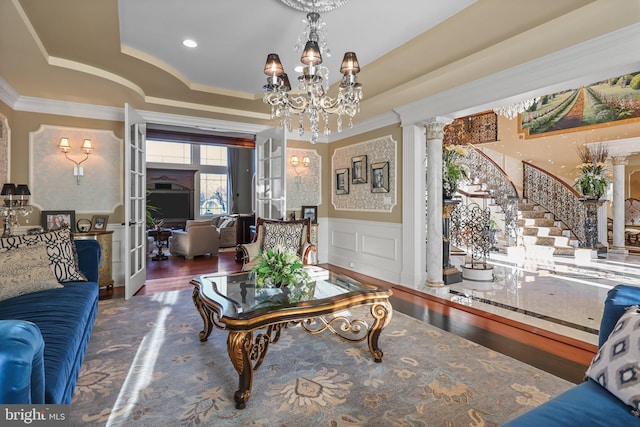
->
[100, 249, 595, 384]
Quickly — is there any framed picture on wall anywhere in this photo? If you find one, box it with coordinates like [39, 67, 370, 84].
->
[42, 210, 76, 232]
[351, 155, 367, 184]
[336, 168, 349, 195]
[91, 215, 109, 231]
[371, 161, 390, 193]
[301, 205, 318, 224]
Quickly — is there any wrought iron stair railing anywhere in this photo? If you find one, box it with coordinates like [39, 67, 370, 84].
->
[522, 161, 586, 244]
[462, 144, 520, 246]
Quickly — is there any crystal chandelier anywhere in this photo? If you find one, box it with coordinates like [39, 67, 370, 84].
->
[493, 97, 540, 120]
[262, 6, 362, 144]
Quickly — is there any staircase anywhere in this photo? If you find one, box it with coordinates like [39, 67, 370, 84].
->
[517, 201, 577, 257]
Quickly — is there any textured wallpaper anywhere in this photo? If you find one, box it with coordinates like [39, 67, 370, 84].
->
[286, 148, 321, 212]
[332, 135, 397, 212]
[0, 114, 9, 184]
[30, 125, 123, 214]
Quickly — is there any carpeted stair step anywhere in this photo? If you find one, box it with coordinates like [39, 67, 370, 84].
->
[519, 210, 546, 219]
[553, 246, 576, 256]
[522, 235, 570, 247]
[521, 226, 564, 237]
[518, 218, 556, 227]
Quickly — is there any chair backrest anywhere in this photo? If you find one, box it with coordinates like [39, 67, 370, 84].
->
[253, 217, 310, 255]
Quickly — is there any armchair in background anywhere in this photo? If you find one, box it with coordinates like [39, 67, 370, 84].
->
[169, 220, 219, 259]
[237, 217, 317, 271]
[211, 215, 238, 248]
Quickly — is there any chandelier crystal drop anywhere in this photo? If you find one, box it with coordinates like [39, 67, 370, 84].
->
[493, 97, 540, 120]
[262, 8, 362, 144]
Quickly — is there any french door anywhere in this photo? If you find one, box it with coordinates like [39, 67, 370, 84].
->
[255, 127, 286, 219]
[124, 104, 147, 299]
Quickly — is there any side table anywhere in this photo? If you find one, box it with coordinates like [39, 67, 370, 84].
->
[74, 230, 114, 289]
[147, 228, 172, 261]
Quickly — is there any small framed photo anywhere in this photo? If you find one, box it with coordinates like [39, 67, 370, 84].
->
[336, 168, 350, 195]
[91, 215, 109, 231]
[351, 155, 367, 184]
[42, 210, 75, 232]
[371, 161, 390, 193]
[301, 205, 318, 224]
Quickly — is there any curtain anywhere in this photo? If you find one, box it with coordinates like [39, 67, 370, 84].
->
[228, 148, 241, 214]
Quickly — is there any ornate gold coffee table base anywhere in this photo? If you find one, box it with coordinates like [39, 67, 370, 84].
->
[191, 284, 392, 410]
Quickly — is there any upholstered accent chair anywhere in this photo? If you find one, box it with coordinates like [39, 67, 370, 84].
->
[236, 218, 317, 271]
[211, 215, 238, 248]
[169, 220, 219, 259]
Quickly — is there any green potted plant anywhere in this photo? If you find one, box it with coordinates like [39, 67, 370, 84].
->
[574, 144, 610, 199]
[253, 246, 311, 288]
[443, 144, 470, 198]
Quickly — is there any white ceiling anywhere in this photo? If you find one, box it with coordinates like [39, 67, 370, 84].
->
[118, 0, 477, 96]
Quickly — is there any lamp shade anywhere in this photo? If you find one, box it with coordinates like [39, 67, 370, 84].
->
[281, 73, 292, 91]
[300, 40, 322, 66]
[58, 137, 71, 152]
[290, 155, 299, 166]
[0, 183, 16, 196]
[340, 52, 360, 75]
[264, 54, 284, 77]
[81, 139, 93, 153]
[16, 184, 30, 196]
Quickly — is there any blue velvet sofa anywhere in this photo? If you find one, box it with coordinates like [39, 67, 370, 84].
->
[0, 239, 100, 404]
[504, 284, 640, 426]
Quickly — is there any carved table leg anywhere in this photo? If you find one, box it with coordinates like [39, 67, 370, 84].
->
[367, 302, 392, 363]
[192, 287, 215, 342]
[228, 331, 253, 409]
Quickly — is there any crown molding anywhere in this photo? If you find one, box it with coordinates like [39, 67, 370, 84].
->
[394, 22, 640, 126]
[0, 75, 19, 108]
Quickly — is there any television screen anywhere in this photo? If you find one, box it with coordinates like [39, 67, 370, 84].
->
[147, 190, 191, 220]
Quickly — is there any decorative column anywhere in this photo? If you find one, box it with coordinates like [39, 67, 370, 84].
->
[400, 123, 427, 289]
[425, 117, 451, 287]
[611, 156, 627, 252]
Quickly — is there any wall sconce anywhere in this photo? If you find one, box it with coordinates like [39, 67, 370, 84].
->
[290, 155, 310, 167]
[290, 155, 311, 185]
[59, 137, 93, 185]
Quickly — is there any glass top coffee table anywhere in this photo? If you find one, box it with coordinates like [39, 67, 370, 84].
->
[191, 269, 393, 409]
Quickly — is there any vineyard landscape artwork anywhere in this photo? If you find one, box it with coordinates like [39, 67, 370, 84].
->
[520, 71, 640, 137]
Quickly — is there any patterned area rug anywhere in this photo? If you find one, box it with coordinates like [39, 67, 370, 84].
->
[70, 290, 572, 426]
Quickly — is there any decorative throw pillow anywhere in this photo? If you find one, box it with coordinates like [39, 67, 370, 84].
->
[0, 228, 87, 283]
[0, 242, 62, 302]
[263, 222, 304, 254]
[586, 305, 640, 415]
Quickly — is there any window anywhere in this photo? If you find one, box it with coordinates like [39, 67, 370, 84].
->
[201, 145, 227, 166]
[146, 140, 192, 164]
[200, 173, 227, 215]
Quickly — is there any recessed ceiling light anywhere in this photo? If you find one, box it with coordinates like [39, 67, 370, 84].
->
[182, 39, 198, 48]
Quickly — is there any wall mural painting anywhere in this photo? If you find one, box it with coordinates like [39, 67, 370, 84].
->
[520, 70, 640, 138]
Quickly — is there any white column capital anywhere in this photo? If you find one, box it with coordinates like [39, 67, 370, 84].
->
[611, 155, 628, 166]
[425, 117, 453, 141]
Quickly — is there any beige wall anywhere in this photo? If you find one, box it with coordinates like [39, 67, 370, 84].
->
[327, 124, 402, 223]
[9, 110, 124, 226]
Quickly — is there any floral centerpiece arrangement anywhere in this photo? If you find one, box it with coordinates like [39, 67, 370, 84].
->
[443, 144, 470, 198]
[574, 144, 610, 199]
[253, 246, 311, 288]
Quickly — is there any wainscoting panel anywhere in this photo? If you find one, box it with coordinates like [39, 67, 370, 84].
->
[330, 229, 357, 251]
[326, 218, 402, 284]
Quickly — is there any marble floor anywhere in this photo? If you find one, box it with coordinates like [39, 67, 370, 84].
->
[434, 249, 640, 346]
